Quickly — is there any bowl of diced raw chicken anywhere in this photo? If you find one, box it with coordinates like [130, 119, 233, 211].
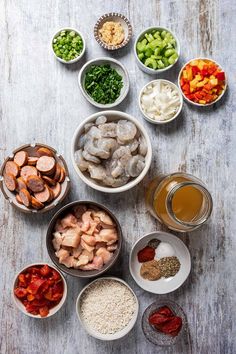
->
[46, 201, 122, 278]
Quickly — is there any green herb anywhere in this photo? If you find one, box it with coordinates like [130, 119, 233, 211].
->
[53, 30, 83, 61]
[158, 256, 181, 278]
[84, 64, 123, 104]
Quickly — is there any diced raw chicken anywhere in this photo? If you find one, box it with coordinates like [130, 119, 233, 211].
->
[94, 234, 103, 243]
[92, 211, 114, 227]
[52, 232, 64, 251]
[81, 234, 96, 246]
[73, 205, 87, 219]
[61, 213, 78, 228]
[81, 249, 94, 262]
[61, 226, 81, 248]
[107, 243, 118, 252]
[72, 244, 83, 258]
[60, 256, 76, 268]
[81, 211, 92, 232]
[76, 254, 90, 267]
[55, 249, 70, 263]
[96, 247, 112, 264]
[79, 256, 103, 270]
[55, 219, 67, 233]
[95, 242, 107, 249]
[98, 228, 118, 243]
[80, 239, 94, 253]
[86, 220, 100, 235]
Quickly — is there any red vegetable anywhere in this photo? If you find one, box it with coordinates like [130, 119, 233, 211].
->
[148, 306, 182, 337]
[216, 72, 225, 81]
[157, 317, 182, 336]
[40, 264, 50, 276]
[14, 287, 28, 298]
[137, 246, 155, 263]
[27, 278, 46, 294]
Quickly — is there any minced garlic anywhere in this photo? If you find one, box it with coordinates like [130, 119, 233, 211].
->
[99, 21, 125, 46]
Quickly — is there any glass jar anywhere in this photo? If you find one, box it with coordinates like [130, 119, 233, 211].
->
[146, 172, 213, 232]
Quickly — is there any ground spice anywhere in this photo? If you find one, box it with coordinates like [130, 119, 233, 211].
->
[158, 256, 181, 278]
[147, 238, 160, 249]
[140, 260, 161, 280]
[138, 246, 155, 263]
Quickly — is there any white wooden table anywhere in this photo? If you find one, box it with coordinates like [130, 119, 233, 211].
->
[0, 1, 235, 353]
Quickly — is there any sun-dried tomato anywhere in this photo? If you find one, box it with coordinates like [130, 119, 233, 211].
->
[148, 306, 182, 337]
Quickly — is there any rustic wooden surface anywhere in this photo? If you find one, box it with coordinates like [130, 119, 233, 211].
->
[0, 0, 235, 353]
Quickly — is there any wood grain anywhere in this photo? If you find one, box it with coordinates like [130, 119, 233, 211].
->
[0, 0, 235, 353]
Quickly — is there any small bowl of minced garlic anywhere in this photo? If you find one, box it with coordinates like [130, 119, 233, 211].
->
[94, 13, 132, 50]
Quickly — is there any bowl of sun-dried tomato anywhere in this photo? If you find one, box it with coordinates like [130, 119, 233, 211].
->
[13, 263, 67, 318]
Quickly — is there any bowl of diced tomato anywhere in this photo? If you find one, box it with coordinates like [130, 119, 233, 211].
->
[178, 58, 227, 106]
[13, 263, 67, 318]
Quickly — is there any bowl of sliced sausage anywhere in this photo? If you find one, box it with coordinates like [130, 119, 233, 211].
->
[0, 143, 70, 213]
[46, 200, 122, 278]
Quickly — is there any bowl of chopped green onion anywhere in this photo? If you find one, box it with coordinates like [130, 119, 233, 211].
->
[51, 28, 85, 64]
[78, 57, 129, 108]
[134, 27, 180, 74]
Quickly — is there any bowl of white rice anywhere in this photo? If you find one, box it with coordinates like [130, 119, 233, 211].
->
[76, 277, 139, 340]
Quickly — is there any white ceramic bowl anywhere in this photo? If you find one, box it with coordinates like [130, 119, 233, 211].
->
[51, 27, 86, 64]
[12, 263, 67, 318]
[134, 27, 180, 75]
[129, 231, 191, 294]
[71, 110, 152, 193]
[178, 57, 227, 106]
[139, 79, 183, 124]
[76, 277, 139, 340]
[78, 57, 129, 108]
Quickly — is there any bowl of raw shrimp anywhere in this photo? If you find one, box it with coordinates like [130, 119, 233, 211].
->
[46, 200, 123, 278]
[71, 110, 152, 193]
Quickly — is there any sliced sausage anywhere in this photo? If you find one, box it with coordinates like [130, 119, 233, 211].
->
[51, 182, 61, 199]
[26, 175, 45, 193]
[5, 161, 19, 177]
[37, 147, 54, 157]
[42, 175, 57, 186]
[19, 188, 31, 207]
[20, 165, 38, 181]
[53, 163, 62, 181]
[28, 156, 39, 166]
[34, 184, 51, 203]
[16, 194, 23, 204]
[16, 177, 27, 192]
[4, 173, 17, 191]
[13, 151, 28, 167]
[31, 196, 44, 210]
[36, 156, 56, 175]
[47, 187, 54, 202]
[59, 167, 66, 183]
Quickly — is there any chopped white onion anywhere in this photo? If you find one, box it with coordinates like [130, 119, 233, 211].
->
[140, 81, 181, 121]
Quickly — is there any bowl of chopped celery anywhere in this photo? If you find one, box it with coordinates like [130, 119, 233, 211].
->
[51, 28, 86, 64]
[78, 57, 129, 108]
[134, 27, 180, 74]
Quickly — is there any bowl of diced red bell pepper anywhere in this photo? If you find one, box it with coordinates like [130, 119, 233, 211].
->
[13, 263, 67, 318]
[178, 58, 227, 106]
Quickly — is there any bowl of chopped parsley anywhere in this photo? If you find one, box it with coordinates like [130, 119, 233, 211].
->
[51, 27, 85, 64]
[78, 58, 129, 108]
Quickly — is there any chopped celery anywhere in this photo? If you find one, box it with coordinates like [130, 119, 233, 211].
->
[164, 48, 176, 57]
[138, 53, 144, 60]
[144, 58, 157, 69]
[168, 53, 178, 64]
[137, 42, 146, 52]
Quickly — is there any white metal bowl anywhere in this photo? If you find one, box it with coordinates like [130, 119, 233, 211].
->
[76, 277, 139, 340]
[139, 79, 183, 124]
[178, 57, 227, 106]
[134, 26, 180, 75]
[12, 263, 67, 318]
[71, 110, 152, 193]
[51, 27, 86, 64]
[78, 57, 129, 108]
[129, 231, 191, 294]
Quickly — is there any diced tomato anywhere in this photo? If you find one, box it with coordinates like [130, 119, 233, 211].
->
[215, 72, 225, 81]
[40, 265, 51, 277]
[39, 306, 49, 318]
[51, 270, 61, 281]
[27, 278, 46, 295]
[27, 294, 35, 301]
[25, 303, 39, 315]
[44, 288, 53, 301]
[52, 293, 63, 301]
[14, 287, 28, 298]
[28, 267, 41, 275]
[31, 299, 48, 307]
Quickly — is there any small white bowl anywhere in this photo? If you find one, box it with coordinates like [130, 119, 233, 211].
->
[134, 27, 180, 75]
[76, 277, 139, 340]
[71, 110, 152, 193]
[51, 27, 86, 64]
[139, 79, 183, 124]
[129, 231, 191, 294]
[178, 57, 227, 106]
[12, 263, 67, 318]
[78, 57, 129, 108]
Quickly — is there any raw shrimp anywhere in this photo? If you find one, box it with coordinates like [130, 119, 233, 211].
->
[98, 122, 117, 137]
[95, 115, 107, 125]
[82, 150, 101, 164]
[125, 155, 145, 177]
[138, 136, 148, 156]
[74, 149, 89, 172]
[88, 164, 107, 180]
[117, 120, 137, 142]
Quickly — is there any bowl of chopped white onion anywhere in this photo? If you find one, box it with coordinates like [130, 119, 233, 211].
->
[139, 79, 183, 124]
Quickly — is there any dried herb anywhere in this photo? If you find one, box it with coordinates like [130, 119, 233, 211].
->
[158, 256, 180, 278]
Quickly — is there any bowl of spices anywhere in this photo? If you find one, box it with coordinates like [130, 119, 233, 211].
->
[78, 57, 129, 108]
[94, 13, 132, 50]
[76, 277, 139, 340]
[129, 231, 191, 294]
[142, 299, 188, 346]
[51, 27, 85, 64]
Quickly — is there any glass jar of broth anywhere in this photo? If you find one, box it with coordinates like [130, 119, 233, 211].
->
[146, 172, 213, 232]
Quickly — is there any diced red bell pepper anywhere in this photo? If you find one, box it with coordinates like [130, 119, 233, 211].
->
[40, 265, 51, 277]
[39, 306, 49, 317]
[27, 278, 46, 295]
[191, 66, 200, 75]
[215, 72, 225, 81]
[182, 83, 190, 94]
[14, 287, 28, 298]
[201, 69, 208, 77]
